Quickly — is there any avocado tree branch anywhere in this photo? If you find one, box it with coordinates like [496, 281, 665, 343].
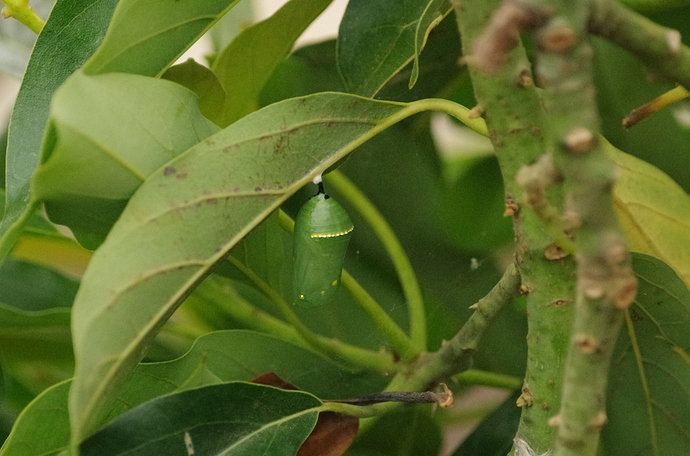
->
[513, 1, 638, 455]
[455, 0, 577, 453]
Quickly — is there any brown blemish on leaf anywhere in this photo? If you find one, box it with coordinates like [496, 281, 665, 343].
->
[254, 186, 262, 192]
[207, 198, 218, 205]
[164, 166, 176, 176]
[176, 173, 187, 179]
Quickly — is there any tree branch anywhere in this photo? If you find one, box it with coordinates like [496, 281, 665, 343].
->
[518, 1, 638, 455]
[589, 0, 690, 89]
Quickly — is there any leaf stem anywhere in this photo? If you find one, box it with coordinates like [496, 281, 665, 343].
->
[226, 254, 398, 374]
[326, 171, 426, 358]
[1, 0, 44, 34]
[193, 275, 310, 348]
[454, 369, 522, 390]
[278, 209, 419, 362]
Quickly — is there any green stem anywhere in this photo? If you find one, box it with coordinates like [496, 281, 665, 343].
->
[407, 263, 522, 386]
[193, 275, 310, 348]
[278, 209, 419, 362]
[454, 1, 578, 453]
[454, 369, 522, 390]
[226, 254, 398, 374]
[326, 171, 426, 357]
[517, 2, 638, 455]
[1, 0, 43, 33]
[590, 0, 690, 90]
[358, 263, 523, 433]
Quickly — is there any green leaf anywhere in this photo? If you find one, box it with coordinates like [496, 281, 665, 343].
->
[345, 406, 442, 455]
[451, 392, 521, 456]
[82, 0, 240, 76]
[0, 258, 78, 311]
[211, 0, 332, 125]
[2, 330, 381, 455]
[0, 303, 72, 364]
[259, 40, 347, 106]
[80, 382, 321, 456]
[0, 380, 71, 456]
[337, 0, 452, 97]
[162, 59, 227, 125]
[68, 93, 414, 442]
[32, 71, 219, 249]
[438, 155, 513, 253]
[0, 0, 119, 261]
[593, 37, 690, 192]
[604, 139, 690, 288]
[603, 253, 690, 456]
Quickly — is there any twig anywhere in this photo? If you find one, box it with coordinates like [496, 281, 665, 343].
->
[589, 0, 690, 90]
[1, 0, 44, 34]
[622, 85, 689, 129]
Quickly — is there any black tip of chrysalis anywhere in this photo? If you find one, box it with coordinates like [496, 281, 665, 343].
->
[316, 181, 331, 199]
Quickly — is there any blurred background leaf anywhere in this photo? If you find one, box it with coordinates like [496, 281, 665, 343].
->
[603, 253, 690, 456]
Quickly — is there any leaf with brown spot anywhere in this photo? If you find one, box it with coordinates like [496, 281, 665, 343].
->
[68, 92, 429, 443]
[250, 372, 359, 456]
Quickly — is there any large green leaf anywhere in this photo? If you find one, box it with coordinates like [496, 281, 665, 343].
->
[211, 0, 332, 125]
[604, 139, 690, 288]
[80, 382, 321, 456]
[603, 253, 690, 455]
[2, 330, 379, 455]
[82, 0, 240, 76]
[337, 0, 452, 97]
[68, 92, 447, 442]
[32, 71, 219, 249]
[0, 0, 119, 261]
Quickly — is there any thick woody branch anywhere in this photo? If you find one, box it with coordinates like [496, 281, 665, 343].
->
[519, 2, 638, 456]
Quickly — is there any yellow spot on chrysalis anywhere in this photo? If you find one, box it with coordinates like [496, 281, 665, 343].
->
[310, 225, 354, 238]
[320, 290, 326, 295]
[299, 295, 305, 300]
[331, 280, 338, 286]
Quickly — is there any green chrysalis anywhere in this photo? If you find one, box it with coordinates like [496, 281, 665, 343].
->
[293, 182, 354, 307]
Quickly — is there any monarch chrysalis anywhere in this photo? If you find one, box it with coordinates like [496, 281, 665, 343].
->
[293, 182, 354, 307]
